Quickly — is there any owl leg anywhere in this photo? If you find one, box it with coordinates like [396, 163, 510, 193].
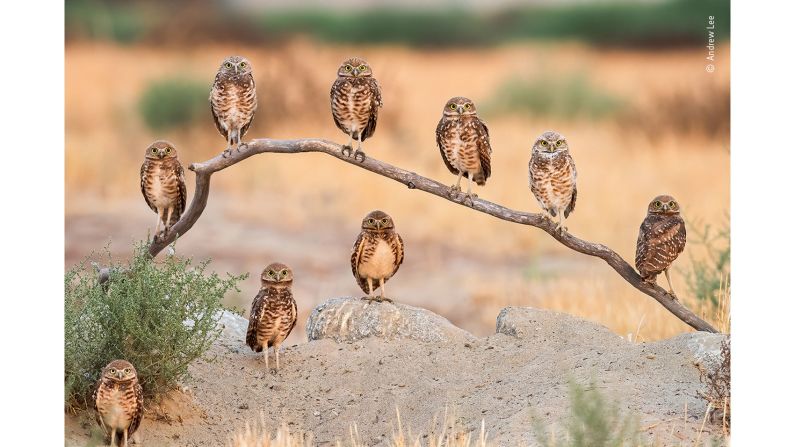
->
[165, 206, 174, 231]
[378, 277, 393, 303]
[222, 133, 233, 158]
[275, 345, 280, 371]
[154, 208, 164, 237]
[341, 132, 355, 157]
[361, 278, 376, 302]
[353, 132, 366, 162]
[555, 209, 568, 234]
[264, 347, 270, 371]
[122, 428, 128, 447]
[463, 175, 478, 206]
[448, 172, 464, 198]
[109, 429, 117, 447]
[664, 269, 678, 299]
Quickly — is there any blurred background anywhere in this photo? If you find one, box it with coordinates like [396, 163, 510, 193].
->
[65, 0, 730, 343]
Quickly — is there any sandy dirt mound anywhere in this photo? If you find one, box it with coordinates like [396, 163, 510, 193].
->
[66, 299, 726, 446]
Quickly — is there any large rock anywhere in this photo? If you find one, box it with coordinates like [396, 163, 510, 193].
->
[496, 306, 626, 348]
[306, 297, 476, 344]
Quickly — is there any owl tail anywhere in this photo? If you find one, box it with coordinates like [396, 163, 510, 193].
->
[473, 171, 487, 186]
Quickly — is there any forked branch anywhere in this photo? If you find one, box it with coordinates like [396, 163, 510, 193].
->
[149, 138, 717, 333]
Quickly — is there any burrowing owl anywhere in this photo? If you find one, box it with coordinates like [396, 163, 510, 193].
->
[93, 360, 144, 447]
[635, 195, 687, 297]
[435, 97, 492, 204]
[140, 140, 187, 238]
[210, 55, 257, 157]
[528, 131, 578, 233]
[351, 210, 404, 303]
[330, 57, 382, 161]
[246, 263, 298, 371]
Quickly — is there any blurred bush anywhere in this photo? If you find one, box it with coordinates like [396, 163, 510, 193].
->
[139, 77, 208, 131]
[484, 73, 624, 120]
[67, 0, 730, 48]
[682, 217, 730, 309]
[65, 242, 245, 410]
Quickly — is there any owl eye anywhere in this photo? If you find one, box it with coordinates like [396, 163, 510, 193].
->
[281, 269, 288, 276]
[540, 140, 548, 147]
[224, 62, 233, 68]
[449, 104, 456, 110]
[150, 148, 158, 154]
[359, 64, 367, 71]
[124, 368, 131, 374]
[268, 270, 275, 277]
[165, 147, 172, 154]
[653, 200, 662, 208]
[464, 104, 471, 110]
[109, 368, 116, 374]
[344, 65, 353, 72]
[669, 201, 677, 208]
[555, 140, 563, 147]
[381, 218, 388, 224]
[239, 62, 247, 68]
[367, 218, 375, 224]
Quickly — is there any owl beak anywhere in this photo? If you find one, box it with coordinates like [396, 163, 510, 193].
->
[456, 105, 465, 114]
[116, 371, 124, 380]
[352, 68, 360, 77]
[662, 203, 670, 212]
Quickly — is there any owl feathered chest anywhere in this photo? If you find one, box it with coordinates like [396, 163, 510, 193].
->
[142, 159, 181, 207]
[211, 75, 257, 125]
[530, 152, 576, 198]
[439, 118, 482, 171]
[96, 379, 138, 428]
[331, 78, 375, 125]
[635, 214, 686, 276]
[357, 232, 399, 279]
[255, 287, 296, 339]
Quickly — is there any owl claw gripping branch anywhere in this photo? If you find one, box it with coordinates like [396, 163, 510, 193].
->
[331, 57, 382, 163]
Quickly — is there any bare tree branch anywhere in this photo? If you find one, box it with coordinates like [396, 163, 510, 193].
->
[148, 137, 717, 333]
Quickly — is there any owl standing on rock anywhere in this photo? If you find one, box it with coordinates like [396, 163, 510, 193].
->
[140, 140, 187, 238]
[351, 210, 404, 303]
[528, 131, 578, 233]
[330, 57, 382, 162]
[210, 55, 257, 158]
[246, 263, 298, 371]
[93, 360, 144, 447]
[635, 195, 687, 298]
[435, 97, 492, 204]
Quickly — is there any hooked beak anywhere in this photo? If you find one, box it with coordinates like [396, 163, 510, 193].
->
[116, 371, 124, 380]
[662, 203, 670, 212]
[158, 150, 166, 158]
[456, 105, 465, 114]
[353, 68, 360, 76]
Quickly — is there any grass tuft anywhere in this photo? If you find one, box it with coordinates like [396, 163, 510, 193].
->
[138, 77, 208, 131]
[65, 242, 246, 410]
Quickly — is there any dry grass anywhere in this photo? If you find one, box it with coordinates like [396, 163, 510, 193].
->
[66, 40, 729, 341]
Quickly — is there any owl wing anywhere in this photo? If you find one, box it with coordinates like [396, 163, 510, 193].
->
[564, 154, 577, 218]
[246, 288, 268, 352]
[239, 74, 257, 138]
[635, 216, 687, 277]
[285, 292, 298, 339]
[350, 231, 368, 293]
[330, 78, 348, 134]
[394, 233, 405, 269]
[176, 162, 188, 220]
[140, 161, 156, 212]
[474, 118, 492, 183]
[209, 75, 228, 139]
[128, 381, 145, 437]
[361, 77, 382, 140]
[92, 379, 105, 431]
[436, 118, 459, 176]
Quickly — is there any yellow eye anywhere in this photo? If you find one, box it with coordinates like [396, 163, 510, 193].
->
[109, 368, 116, 374]
[239, 62, 247, 68]
[556, 140, 563, 147]
[359, 64, 367, 71]
[381, 218, 388, 224]
[654, 201, 662, 208]
[449, 104, 456, 110]
[224, 62, 232, 68]
[540, 140, 548, 147]
[464, 104, 471, 110]
[124, 368, 131, 374]
[268, 270, 275, 277]
[669, 201, 677, 208]
[344, 65, 352, 72]
[367, 218, 375, 224]
[165, 147, 171, 154]
[281, 269, 288, 276]
[150, 148, 158, 154]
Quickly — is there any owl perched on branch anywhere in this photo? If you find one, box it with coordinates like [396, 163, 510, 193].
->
[210, 55, 257, 158]
[140, 140, 187, 238]
[246, 263, 298, 371]
[435, 97, 492, 204]
[330, 57, 382, 162]
[635, 195, 687, 298]
[528, 130, 578, 234]
[351, 210, 404, 303]
[93, 360, 144, 447]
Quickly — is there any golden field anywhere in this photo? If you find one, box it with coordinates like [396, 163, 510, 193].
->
[65, 40, 729, 341]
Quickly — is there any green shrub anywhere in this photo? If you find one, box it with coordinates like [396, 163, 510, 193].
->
[682, 217, 730, 309]
[531, 380, 640, 447]
[484, 73, 624, 120]
[138, 77, 208, 131]
[65, 242, 245, 410]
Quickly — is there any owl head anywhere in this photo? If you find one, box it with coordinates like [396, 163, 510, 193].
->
[647, 195, 681, 215]
[102, 360, 138, 382]
[361, 210, 395, 231]
[337, 57, 373, 78]
[145, 140, 179, 160]
[261, 262, 294, 286]
[532, 131, 569, 155]
[218, 55, 253, 78]
[442, 97, 478, 116]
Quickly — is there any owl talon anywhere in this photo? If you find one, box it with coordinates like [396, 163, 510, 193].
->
[341, 145, 353, 158]
[353, 150, 366, 162]
[222, 147, 233, 158]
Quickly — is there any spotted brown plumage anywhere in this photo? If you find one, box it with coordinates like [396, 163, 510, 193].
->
[210, 55, 257, 157]
[330, 57, 382, 161]
[246, 262, 297, 370]
[93, 360, 144, 447]
[635, 195, 687, 298]
[350, 210, 404, 303]
[435, 97, 492, 204]
[528, 130, 578, 233]
[140, 140, 187, 237]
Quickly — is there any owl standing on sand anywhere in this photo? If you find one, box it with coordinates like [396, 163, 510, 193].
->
[210, 55, 257, 157]
[330, 57, 382, 161]
[351, 210, 404, 303]
[635, 195, 687, 297]
[528, 131, 578, 233]
[246, 263, 298, 371]
[435, 97, 492, 204]
[93, 360, 144, 447]
[140, 140, 187, 237]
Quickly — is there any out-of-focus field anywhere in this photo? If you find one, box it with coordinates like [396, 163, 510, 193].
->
[65, 40, 729, 341]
